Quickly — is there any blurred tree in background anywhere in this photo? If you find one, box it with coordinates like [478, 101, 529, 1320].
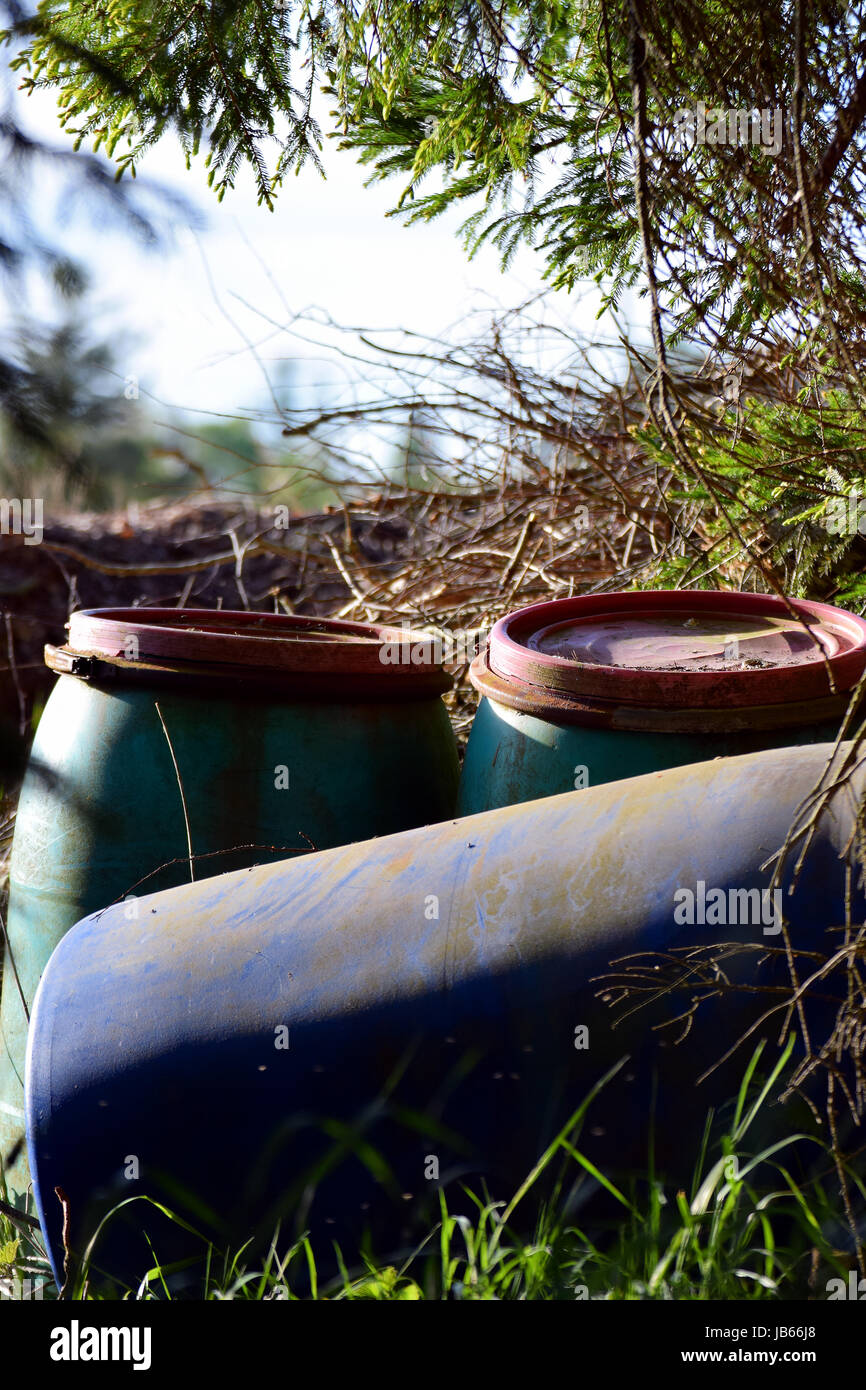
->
[0, 0, 343, 514]
[0, 278, 159, 510]
[0, 0, 195, 509]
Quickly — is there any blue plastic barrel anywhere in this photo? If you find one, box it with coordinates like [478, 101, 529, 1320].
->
[26, 742, 864, 1289]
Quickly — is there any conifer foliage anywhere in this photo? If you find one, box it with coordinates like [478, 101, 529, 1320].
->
[7, 1, 866, 358]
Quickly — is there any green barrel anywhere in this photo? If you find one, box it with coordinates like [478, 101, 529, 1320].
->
[0, 608, 458, 1192]
[458, 589, 866, 814]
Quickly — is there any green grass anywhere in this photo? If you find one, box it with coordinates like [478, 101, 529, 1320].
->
[0, 1165, 49, 1302]
[1, 1043, 861, 1301]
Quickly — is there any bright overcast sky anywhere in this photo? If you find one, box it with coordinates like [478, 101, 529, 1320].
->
[16, 85, 639, 426]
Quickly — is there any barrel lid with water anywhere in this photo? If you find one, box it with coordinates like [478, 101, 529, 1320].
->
[45, 608, 450, 697]
[470, 590, 866, 730]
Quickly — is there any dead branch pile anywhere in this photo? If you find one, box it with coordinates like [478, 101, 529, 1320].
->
[0, 447, 667, 748]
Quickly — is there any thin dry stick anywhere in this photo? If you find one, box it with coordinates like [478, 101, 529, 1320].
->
[154, 702, 195, 884]
[96, 834, 318, 912]
[0, 1197, 39, 1230]
[324, 533, 365, 604]
[55, 1185, 73, 1300]
[0, 906, 29, 1026]
[228, 528, 252, 611]
[3, 613, 27, 739]
[42, 539, 242, 576]
[498, 511, 537, 592]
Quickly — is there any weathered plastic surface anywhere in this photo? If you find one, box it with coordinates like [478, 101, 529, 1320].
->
[0, 673, 458, 1193]
[457, 693, 843, 814]
[26, 742, 864, 1288]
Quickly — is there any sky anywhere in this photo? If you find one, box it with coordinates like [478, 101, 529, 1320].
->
[15, 82, 631, 434]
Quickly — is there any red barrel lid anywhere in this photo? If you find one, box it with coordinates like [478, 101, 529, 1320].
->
[473, 590, 866, 715]
[46, 608, 450, 696]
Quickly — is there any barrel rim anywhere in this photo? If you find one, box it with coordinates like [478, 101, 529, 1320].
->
[468, 648, 855, 732]
[485, 590, 866, 709]
[44, 643, 452, 699]
[49, 608, 452, 695]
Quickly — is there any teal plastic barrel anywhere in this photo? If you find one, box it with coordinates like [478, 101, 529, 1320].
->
[458, 590, 866, 813]
[0, 608, 458, 1192]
